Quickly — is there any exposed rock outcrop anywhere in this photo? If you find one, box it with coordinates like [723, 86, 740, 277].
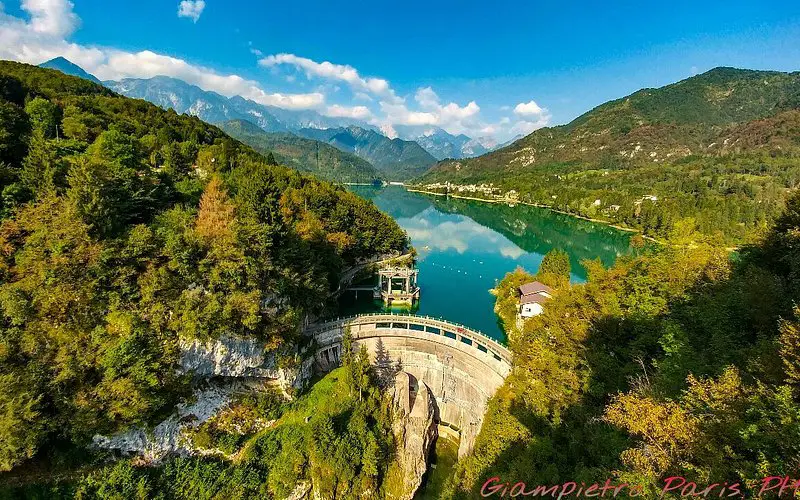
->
[93, 384, 232, 463]
[94, 332, 315, 462]
[284, 481, 312, 500]
[179, 335, 313, 392]
[385, 371, 437, 500]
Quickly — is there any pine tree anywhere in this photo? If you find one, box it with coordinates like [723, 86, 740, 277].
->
[196, 175, 236, 243]
[779, 311, 800, 387]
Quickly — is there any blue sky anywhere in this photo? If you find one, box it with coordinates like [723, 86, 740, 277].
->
[1, 0, 798, 141]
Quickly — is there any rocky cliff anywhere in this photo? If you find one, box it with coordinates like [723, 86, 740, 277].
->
[94, 335, 313, 461]
[385, 372, 437, 500]
[180, 334, 313, 393]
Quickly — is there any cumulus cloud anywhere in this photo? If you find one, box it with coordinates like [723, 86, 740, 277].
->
[379, 101, 438, 127]
[375, 86, 481, 136]
[514, 100, 547, 117]
[259, 53, 399, 102]
[178, 0, 205, 22]
[0, 1, 323, 110]
[325, 104, 372, 120]
[22, 0, 79, 37]
[0, 0, 551, 140]
[506, 99, 552, 138]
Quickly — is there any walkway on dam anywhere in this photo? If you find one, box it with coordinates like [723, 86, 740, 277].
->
[306, 313, 513, 373]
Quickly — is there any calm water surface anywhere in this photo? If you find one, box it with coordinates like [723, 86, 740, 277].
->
[342, 186, 632, 342]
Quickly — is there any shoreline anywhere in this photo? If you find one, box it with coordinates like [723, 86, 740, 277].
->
[405, 187, 659, 241]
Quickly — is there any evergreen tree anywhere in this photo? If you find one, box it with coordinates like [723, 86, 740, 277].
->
[24, 97, 60, 139]
[537, 247, 571, 286]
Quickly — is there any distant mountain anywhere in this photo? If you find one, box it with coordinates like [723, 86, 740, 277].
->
[219, 119, 381, 184]
[298, 126, 437, 181]
[423, 67, 800, 183]
[38, 57, 102, 84]
[106, 76, 376, 132]
[495, 134, 524, 150]
[102, 74, 485, 180]
[393, 125, 492, 160]
[418, 67, 800, 242]
[106, 76, 286, 131]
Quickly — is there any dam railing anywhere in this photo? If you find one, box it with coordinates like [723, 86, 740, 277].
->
[306, 313, 513, 366]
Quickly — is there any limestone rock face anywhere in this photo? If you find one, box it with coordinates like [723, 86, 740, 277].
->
[92, 385, 231, 462]
[283, 481, 312, 500]
[179, 335, 312, 392]
[93, 334, 315, 462]
[386, 372, 437, 500]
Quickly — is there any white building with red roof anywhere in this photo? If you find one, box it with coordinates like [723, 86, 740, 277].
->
[518, 281, 554, 318]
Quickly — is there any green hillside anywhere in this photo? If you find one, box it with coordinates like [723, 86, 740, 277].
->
[218, 119, 382, 184]
[419, 67, 800, 243]
[299, 125, 438, 181]
[0, 60, 406, 476]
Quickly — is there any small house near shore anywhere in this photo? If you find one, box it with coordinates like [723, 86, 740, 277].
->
[518, 281, 553, 318]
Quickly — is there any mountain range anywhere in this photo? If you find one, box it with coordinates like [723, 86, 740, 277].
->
[297, 126, 437, 180]
[218, 119, 382, 184]
[418, 66, 800, 243]
[422, 67, 800, 182]
[392, 125, 496, 160]
[37, 57, 505, 181]
[38, 56, 103, 85]
[40, 57, 506, 180]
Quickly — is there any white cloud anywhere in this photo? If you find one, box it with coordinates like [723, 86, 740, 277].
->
[414, 87, 480, 122]
[0, 2, 323, 110]
[514, 100, 547, 117]
[259, 53, 399, 101]
[0, 1, 549, 141]
[379, 101, 438, 127]
[377, 86, 481, 136]
[97, 50, 324, 109]
[506, 100, 552, 138]
[325, 104, 372, 120]
[178, 0, 205, 22]
[508, 118, 549, 137]
[415, 87, 440, 109]
[22, 0, 79, 37]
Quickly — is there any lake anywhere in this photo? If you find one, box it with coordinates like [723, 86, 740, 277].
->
[341, 186, 633, 342]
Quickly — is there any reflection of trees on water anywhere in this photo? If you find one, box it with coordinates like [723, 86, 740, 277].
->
[428, 196, 632, 274]
[350, 186, 433, 220]
[349, 186, 632, 278]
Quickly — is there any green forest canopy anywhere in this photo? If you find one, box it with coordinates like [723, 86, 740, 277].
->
[0, 60, 406, 474]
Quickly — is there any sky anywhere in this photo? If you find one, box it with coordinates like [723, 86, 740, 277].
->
[1, 0, 799, 142]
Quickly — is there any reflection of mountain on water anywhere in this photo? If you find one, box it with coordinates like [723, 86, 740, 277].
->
[428, 196, 632, 271]
[349, 186, 433, 220]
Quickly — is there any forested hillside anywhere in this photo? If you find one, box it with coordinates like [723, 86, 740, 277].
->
[219, 119, 382, 184]
[299, 126, 437, 181]
[419, 67, 800, 243]
[0, 60, 406, 477]
[443, 201, 800, 497]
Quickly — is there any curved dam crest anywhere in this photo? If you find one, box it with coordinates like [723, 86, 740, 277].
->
[307, 313, 512, 457]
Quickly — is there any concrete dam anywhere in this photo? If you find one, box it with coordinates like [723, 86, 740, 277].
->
[306, 313, 513, 457]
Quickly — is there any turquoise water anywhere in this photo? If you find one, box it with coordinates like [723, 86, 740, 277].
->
[342, 186, 633, 342]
